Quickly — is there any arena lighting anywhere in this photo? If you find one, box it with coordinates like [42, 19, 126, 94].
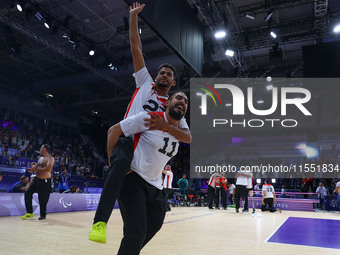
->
[139, 27, 142, 34]
[257, 100, 264, 104]
[89, 49, 95, 56]
[271, 179, 276, 183]
[214, 30, 226, 39]
[46, 93, 53, 98]
[256, 179, 261, 184]
[334, 24, 340, 33]
[44, 22, 50, 29]
[225, 103, 232, 107]
[225, 49, 234, 57]
[16, 4, 23, 12]
[270, 31, 277, 38]
[245, 14, 255, 20]
[265, 10, 274, 22]
[266, 85, 273, 91]
[306, 146, 318, 158]
[266, 76, 272, 82]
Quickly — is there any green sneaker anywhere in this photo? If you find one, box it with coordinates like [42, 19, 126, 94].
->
[21, 213, 34, 220]
[89, 221, 107, 243]
[230, 205, 235, 208]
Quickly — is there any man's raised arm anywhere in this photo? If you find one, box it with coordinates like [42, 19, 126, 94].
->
[129, 2, 145, 73]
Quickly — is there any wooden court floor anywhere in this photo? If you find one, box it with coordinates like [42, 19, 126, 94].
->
[1, 207, 340, 255]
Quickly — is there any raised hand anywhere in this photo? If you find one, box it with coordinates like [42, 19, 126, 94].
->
[129, 2, 145, 15]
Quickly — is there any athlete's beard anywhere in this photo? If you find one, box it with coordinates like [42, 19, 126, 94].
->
[168, 104, 184, 120]
[156, 82, 170, 88]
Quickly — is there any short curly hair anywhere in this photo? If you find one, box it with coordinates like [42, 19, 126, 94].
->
[157, 63, 177, 80]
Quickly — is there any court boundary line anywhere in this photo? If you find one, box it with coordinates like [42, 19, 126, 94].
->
[264, 216, 290, 243]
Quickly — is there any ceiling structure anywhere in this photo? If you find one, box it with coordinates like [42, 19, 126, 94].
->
[0, 0, 339, 127]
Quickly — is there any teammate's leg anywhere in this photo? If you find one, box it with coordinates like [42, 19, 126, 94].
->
[142, 186, 166, 248]
[229, 193, 233, 205]
[24, 178, 38, 214]
[261, 198, 270, 211]
[243, 189, 249, 211]
[235, 185, 241, 212]
[268, 198, 275, 212]
[221, 188, 227, 209]
[207, 186, 214, 209]
[93, 137, 133, 223]
[117, 172, 147, 255]
[215, 187, 221, 209]
[37, 178, 51, 219]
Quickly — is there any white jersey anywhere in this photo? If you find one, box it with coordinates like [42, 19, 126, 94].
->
[208, 173, 222, 188]
[316, 186, 327, 198]
[120, 111, 179, 189]
[236, 169, 253, 187]
[163, 170, 173, 189]
[228, 184, 235, 194]
[336, 182, 340, 191]
[124, 67, 188, 129]
[262, 184, 275, 199]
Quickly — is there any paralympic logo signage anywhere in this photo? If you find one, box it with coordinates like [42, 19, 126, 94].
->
[196, 82, 312, 128]
[59, 197, 72, 208]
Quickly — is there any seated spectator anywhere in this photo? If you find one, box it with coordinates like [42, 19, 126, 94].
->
[8, 176, 29, 193]
[0, 172, 3, 182]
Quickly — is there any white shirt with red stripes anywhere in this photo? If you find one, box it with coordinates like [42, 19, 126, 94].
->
[120, 111, 179, 189]
[124, 67, 189, 130]
[262, 184, 275, 198]
[163, 170, 173, 189]
[215, 177, 227, 188]
[208, 173, 222, 188]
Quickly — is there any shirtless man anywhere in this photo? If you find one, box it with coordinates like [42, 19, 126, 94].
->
[21, 144, 55, 220]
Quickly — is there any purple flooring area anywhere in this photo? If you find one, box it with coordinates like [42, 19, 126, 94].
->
[267, 217, 340, 249]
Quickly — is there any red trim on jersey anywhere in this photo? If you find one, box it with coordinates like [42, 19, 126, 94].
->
[124, 87, 140, 119]
[166, 174, 170, 188]
[133, 133, 141, 151]
[208, 177, 215, 186]
[263, 184, 271, 186]
[157, 97, 168, 103]
[149, 111, 165, 119]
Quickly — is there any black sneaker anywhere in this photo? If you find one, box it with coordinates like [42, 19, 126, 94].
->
[38, 216, 46, 220]
[242, 209, 249, 213]
[215, 207, 220, 209]
[223, 207, 227, 210]
[208, 207, 214, 209]
[236, 209, 239, 213]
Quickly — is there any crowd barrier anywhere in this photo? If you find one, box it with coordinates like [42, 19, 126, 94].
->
[0, 192, 117, 217]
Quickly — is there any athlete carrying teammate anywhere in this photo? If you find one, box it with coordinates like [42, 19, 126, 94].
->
[89, 2, 191, 243]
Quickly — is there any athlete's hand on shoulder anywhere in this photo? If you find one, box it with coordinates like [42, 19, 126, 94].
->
[144, 113, 169, 131]
[129, 2, 145, 15]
